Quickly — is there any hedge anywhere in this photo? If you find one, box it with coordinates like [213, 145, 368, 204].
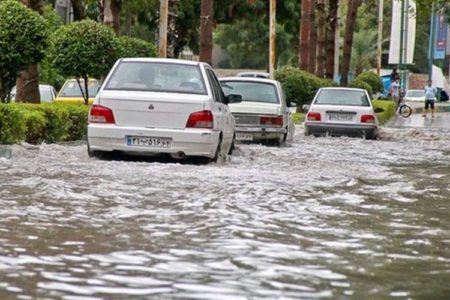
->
[348, 79, 373, 97]
[355, 71, 384, 95]
[372, 99, 396, 125]
[0, 103, 90, 145]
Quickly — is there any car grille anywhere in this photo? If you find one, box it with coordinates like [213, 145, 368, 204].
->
[234, 114, 260, 125]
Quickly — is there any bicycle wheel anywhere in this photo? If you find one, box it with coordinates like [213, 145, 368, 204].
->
[399, 104, 412, 118]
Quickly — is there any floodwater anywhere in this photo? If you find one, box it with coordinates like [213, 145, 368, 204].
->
[0, 125, 449, 299]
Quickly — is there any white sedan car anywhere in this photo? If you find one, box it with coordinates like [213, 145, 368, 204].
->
[219, 77, 295, 146]
[304, 87, 378, 140]
[404, 89, 426, 102]
[87, 58, 241, 162]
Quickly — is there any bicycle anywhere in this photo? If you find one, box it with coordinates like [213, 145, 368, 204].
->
[397, 91, 412, 118]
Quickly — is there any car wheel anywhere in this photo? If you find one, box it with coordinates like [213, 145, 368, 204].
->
[87, 143, 108, 159]
[211, 135, 223, 163]
[364, 131, 377, 140]
[228, 134, 235, 155]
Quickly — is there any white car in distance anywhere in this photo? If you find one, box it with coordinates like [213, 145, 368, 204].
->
[87, 58, 242, 162]
[220, 77, 295, 146]
[304, 87, 379, 140]
[404, 89, 426, 102]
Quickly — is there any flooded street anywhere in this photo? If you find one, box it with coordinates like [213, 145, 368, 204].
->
[0, 125, 450, 299]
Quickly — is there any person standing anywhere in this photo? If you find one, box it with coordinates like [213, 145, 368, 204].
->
[390, 77, 400, 109]
[390, 67, 399, 82]
[423, 80, 437, 118]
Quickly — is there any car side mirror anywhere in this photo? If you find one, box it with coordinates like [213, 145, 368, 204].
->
[374, 107, 384, 114]
[226, 94, 242, 104]
[302, 104, 310, 111]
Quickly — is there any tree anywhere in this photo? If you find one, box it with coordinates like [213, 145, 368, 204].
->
[49, 20, 119, 104]
[299, 0, 311, 70]
[71, 0, 86, 20]
[0, 0, 48, 102]
[117, 36, 157, 58]
[340, 0, 362, 86]
[308, 0, 317, 74]
[316, 0, 326, 77]
[99, 0, 122, 34]
[325, 0, 338, 79]
[199, 0, 214, 64]
[15, 0, 45, 103]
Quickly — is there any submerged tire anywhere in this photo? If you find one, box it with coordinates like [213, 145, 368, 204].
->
[399, 104, 412, 118]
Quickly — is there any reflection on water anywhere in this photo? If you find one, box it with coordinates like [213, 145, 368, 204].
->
[0, 126, 450, 299]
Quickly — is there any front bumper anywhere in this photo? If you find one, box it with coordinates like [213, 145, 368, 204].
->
[235, 126, 286, 141]
[87, 124, 220, 158]
[305, 122, 377, 137]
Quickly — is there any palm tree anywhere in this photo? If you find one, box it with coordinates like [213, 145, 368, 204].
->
[72, 0, 86, 21]
[308, 0, 317, 74]
[99, 0, 122, 34]
[351, 29, 377, 76]
[199, 0, 214, 65]
[316, 0, 326, 77]
[299, 0, 311, 70]
[15, 0, 44, 103]
[340, 0, 362, 86]
[325, 0, 338, 79]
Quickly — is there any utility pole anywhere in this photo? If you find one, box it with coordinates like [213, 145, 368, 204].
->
[428, 1, 436, 81]
[159, 0, 169, 58]
[376, 0, 383, 76]
[199, 0, 214, 65]
[269, 0, 276, 78]
[333, 1, 340, 81]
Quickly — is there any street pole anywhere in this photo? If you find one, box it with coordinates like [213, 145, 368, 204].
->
[159, 0, 169, 58]
[333, 1, 340, 81]
[428, 1, 436, 81]
[398, 0, 405, 91]
[376, 0, 383, 76]
[403, 0, 409, 91]
[269, 0, 276, 78]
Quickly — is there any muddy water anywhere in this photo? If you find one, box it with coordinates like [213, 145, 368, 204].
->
[0, 126, 449, 299]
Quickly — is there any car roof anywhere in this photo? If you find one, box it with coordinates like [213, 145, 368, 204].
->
[119, 57, 203, 67]
[219, 77, 278, 85]
[236, 71, 270, 78]
[320, 87, 366, 92]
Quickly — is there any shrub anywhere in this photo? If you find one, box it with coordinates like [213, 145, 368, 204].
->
[0, 0, 49, 101]
[22, 109, 48, 144]
[355, 71, 383, 95]
[0, 104, 26, 144]
[35, 104, 70, 143]
[274, 66, 323, 106]
[372, 99, 396, 125]
[63, 104, 90, 141]
[117, 36, 157, 58]
[49, 20, 119, 104]
[348, 79, 373, 97]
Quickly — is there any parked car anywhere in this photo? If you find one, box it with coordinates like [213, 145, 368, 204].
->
[87, 58, 242, 162]
[9, 84, 57, 103]
[236, 71, 270, 79]
[54, 78, 100, 105]
[404, 89, 425, 102]
[219, 77, 295, 146]
[304, 87, 378, 140]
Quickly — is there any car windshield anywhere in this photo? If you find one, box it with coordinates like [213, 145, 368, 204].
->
[315, 89, 370, 106]
[406, 90, 425, 98]
[39, 86, 53, 102]
[221, 81, 279, 104]
[104, 61, 207, 95]
[59, 80, 100, 97]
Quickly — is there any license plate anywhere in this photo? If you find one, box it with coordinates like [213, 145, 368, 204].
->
[328, 114, 353, 121]
[126, 136, 172, 148]
[236, 133, 253, 141]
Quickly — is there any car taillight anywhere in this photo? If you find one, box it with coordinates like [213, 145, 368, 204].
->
[307, 112, 321, 121]
[186, 110, 214, 128]
[89, 105, 115, 124]
[361, 114, 375, 123]
[260, 116, 283, 126]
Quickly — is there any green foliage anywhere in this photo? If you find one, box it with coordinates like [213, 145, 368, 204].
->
[0, 0, 49, 101]
[372, 99, 396, 125]
[0, 103, 89, 145]
[291, 113, 305, 124]
[274, 66, 323, 106]
[355, 71, 384, 94]
[49, 20, 119, 104]
[117, 36, 157, 58]
[0, 104, 26, 144]
[348, 79, 373, 97]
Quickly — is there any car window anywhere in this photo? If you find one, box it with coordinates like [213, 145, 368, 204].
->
[59, 80, 100, 97]
[39, 86, 53, 102]
[406, 90, 425, 97]
[315, 90, 370, 106]
[221, 81, 279, 104]
[104, 61, 207, 95]
[206, 69, 225, 103]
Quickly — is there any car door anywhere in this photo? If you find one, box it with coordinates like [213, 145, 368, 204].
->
[205, 68, 233, 142]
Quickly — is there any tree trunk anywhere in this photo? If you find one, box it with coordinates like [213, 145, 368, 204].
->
[340, 0, 362, 86]
[168, 0, 179, 58]
[308, 0, 317, 74]
[325, 0, 338, 79]
[199, 0, 214, 65]
[101, 0, 121, 34]
[299, 0, 311, 70]
[16, 0, 44, 104]
[316, 0, 326, 77]
[71, 0, 86, 21]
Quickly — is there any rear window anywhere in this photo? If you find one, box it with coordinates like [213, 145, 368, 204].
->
[221, 81, 279, 104]
[314, 89, 370, 106]
[406, 90, 425, 97]
[104, 61, 207, 95]
[59, 80, 100, 97]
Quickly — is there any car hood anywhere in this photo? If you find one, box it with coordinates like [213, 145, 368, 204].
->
[229, 101, 281, 115]
[405, 97, 425, 102]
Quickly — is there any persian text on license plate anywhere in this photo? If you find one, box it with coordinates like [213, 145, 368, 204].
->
[328, 114, 353, 121]
[236, 133, 253, 141]
[126, 136, 172, 148]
